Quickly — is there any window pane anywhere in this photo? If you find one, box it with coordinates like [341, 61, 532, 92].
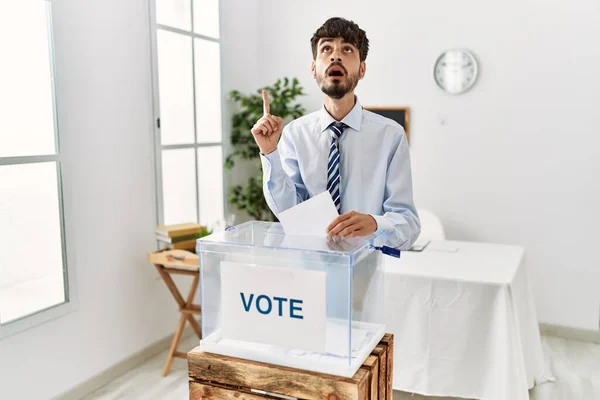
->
[0, 162, 65, 324]
[162, 149, 197, 225]
[157, 30, 195, 145]
[0, 0, 56, 157]
[193, 0, 220, 39]
[155, 0, 191, 31]
[197, 146, 223, 230]
[194, 39, 222, 143]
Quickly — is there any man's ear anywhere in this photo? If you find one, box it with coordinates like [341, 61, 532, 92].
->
[359, 61, 366, 79]
[310, 60, 316, 79]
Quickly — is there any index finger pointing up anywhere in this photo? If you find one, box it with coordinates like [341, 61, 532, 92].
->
[262, 90, 270, 115]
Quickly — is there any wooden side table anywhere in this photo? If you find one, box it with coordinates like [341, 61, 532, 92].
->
[148, 249, 202, 376]
[188, 334, 394, 399]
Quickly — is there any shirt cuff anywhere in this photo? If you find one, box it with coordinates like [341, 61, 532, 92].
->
[260, 149, 284, 181]
[370, 214, 394, 236]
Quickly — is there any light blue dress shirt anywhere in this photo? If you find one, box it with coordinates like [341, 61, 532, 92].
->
[260, 98, 421, 249]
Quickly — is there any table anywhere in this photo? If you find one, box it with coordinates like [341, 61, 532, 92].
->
[147, 249, 202, 376]
[188, 334, 395, 400]
[384, 240, 550, 399]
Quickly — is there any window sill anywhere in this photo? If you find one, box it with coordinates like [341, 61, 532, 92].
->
[0, 299, 78, 340]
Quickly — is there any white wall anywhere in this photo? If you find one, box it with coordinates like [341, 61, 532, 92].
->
[253, 0, 600, 330]
[0, 0, 182, 398]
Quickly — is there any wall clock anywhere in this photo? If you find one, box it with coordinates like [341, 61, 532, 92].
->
[434, 49, 479, 94]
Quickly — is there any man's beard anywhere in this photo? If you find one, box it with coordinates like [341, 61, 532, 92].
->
[317, 71, 360, 100]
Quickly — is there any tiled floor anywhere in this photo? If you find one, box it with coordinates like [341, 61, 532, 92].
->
[82, 334, 600, 400]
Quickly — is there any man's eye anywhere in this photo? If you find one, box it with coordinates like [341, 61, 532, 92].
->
[322, 46, 331, 52]
[344, 47, 353, 53]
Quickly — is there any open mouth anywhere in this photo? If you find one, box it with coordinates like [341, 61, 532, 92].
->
[327, 65, 346, 78]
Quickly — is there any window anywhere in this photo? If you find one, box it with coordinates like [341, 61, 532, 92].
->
[150, 0, 224, 229]
[0, 0, 71, 337]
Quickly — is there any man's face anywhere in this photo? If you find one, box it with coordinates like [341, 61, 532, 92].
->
[311, 37, 366, 100]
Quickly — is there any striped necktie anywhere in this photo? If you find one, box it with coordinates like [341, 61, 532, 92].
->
[327, 121, 348, 213]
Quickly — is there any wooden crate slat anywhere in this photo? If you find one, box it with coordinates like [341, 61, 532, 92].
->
[360, 355, 379, 399]
[190, 381, 280, 399]
[371, 345, 387, 400]
[380, 334, 394, 400]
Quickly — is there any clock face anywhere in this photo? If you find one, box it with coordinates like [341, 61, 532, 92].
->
[434, 49, 478, 94]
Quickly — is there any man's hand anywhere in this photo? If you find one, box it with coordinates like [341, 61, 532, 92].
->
[251, 90, 283, 155]
[326, 210, 377, 239]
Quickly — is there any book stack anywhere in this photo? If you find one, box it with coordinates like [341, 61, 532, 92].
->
[155, 222, 209, 252]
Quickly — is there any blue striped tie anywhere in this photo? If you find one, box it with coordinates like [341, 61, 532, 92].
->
[327, 121, 347, 213]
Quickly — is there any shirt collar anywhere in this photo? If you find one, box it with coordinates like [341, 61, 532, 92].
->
[319, 96, 363, 133]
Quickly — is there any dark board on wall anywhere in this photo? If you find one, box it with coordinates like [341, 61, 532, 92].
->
[364, 107, 411, 143]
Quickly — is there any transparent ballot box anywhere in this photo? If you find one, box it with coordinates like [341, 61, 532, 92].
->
[197, 221, 390, 377]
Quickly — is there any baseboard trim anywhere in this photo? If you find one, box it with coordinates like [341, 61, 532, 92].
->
[54, 326, 195, 400]
[540, 323, 600, 344]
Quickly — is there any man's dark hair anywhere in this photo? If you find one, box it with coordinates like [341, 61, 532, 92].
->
[310, 17, 369, 62]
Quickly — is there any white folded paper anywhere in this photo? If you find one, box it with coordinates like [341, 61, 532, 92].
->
[277, 191, 338, 237]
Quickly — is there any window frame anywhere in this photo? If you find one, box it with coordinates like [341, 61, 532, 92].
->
[148, 0, 226, 228]
[0, 0, 78, 340]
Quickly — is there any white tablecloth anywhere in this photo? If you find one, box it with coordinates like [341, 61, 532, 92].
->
[384, 240, 551, 399]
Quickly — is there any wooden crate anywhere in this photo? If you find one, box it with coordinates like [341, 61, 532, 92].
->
[188, 333, 394, 400]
